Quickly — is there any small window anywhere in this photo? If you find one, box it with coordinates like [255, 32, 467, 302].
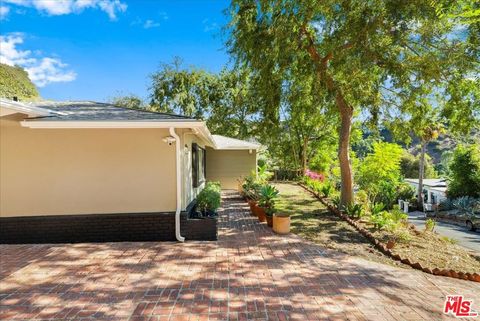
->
[192, 143, 206, 188]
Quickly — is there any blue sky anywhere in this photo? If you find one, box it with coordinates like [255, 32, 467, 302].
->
[0, 0, 230, 101]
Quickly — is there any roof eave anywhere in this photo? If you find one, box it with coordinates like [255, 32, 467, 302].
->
[20, 119, 217, 148]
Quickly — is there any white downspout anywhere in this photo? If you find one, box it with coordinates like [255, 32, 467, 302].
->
[169, 127, 185, 242]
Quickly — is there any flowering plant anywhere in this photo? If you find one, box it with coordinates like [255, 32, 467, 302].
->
[305, 169, 325, 182]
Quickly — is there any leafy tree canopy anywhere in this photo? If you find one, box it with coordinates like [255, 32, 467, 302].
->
[0, 63, 39, 100]
[447, 144, 480, 198]
[226, 0, 479, 206]
[149, 58, 259, 139]
[110, 94, 145, 109]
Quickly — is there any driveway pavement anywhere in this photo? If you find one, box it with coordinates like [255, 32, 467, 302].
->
[408, 211, 480, 253]
[1, 192, 479, 321]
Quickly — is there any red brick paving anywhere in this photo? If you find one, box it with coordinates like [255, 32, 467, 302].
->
[1, 191, 479, 320]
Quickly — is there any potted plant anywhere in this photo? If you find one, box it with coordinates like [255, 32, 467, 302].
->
[273, 213, 290, 234]
[258, 184, 279, 225]
[265, 206, 275, 227]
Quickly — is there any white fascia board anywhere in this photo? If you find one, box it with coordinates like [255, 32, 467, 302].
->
[20, 120, 203, 129]
[215, 146, 260, 150]
[20, 119, 218, 148]
[0, 104, 52, 117]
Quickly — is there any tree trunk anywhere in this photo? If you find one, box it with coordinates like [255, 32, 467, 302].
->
[302, 37, 354, 207]
[337, 97, 354, 208]
[417, 140, 427, 210]
[301, 136, 308, 173]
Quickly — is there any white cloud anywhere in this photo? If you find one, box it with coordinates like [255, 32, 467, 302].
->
[26, 57, 77, 87]
[202, 18, 218, 32]
[3, 0, 127, 20]
[0, 5, 10, 19]
[131, 12, 167, 30]
[0, 34, 76, 87]
[143, 19, 160, 29]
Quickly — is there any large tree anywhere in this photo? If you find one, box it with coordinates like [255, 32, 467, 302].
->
[150, 59, 259, 139]
[227, 0, 479, 206]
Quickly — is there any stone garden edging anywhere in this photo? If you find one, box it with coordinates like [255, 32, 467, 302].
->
[297, 183, 480, 283]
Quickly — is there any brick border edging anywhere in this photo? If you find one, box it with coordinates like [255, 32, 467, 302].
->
[297, 183, 480, 283]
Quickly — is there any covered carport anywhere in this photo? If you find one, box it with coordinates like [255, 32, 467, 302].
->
[206, 135, 260, 189]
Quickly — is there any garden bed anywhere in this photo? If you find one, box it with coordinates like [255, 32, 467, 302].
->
[273, 182, 405, 268]
[296, 182, 480, 281]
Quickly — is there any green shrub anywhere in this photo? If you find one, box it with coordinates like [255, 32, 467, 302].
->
[369, 211, 392, 229]
[447, 144, 480, 198]
[441, 236, 458, 245]
[392, 228, 412, 244]
[345, 203, 364, 219]
[369, 207, 406, 230]
[396, 183, 415, 201]
[331, 195, 341, 209]
[320, 182, 334, 197]
[371, 202, 385, 216]
[390, 206, 408, 222]
[425, 218, 436, 232]
[196, 182, 222, 215]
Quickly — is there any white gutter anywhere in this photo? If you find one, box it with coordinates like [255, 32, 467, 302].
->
[169, 127, 185, 242]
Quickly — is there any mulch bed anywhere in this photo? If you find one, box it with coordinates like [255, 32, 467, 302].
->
[298, 183, 480, 283]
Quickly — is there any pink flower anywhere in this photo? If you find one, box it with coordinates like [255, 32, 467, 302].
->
[305, 169, 324, 182]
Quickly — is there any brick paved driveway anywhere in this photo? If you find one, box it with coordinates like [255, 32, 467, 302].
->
[1, 192, 479, 321]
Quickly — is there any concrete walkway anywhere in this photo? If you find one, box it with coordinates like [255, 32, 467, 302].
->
[1, 192, 479, 321]
[408, 211, 480, 253]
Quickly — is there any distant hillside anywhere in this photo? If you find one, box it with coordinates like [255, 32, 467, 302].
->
[365, 128, 479, 165]
[0, 63, 39, 100]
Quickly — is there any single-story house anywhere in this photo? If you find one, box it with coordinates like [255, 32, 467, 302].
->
[0, 98, 260, 243]
[405, 178, 447, 210]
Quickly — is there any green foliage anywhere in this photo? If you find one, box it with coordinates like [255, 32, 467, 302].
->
[390, 228, 412, 244]
[150, 58, 259, 139]
[320, 182, 333, 198]
[196, 181, 222, 214]
[371, 203, 385, 216]
[447, 144, 480, 198]
[425, 219, 436, 232]
[0, 63, 39, 100]
[357, 142, 405, 209]
[110, 94, 145, 109]
[369, 211, 393, 230]
[400, 151, 437, 179]
[258, 184, 279, 216]
[369, 207, 407, 230]
[256, 163, 273, 184]
[452, 196, 480, 215]
[441, 236, 459, 245]
[345, 203, 364, 219]
[226, 0, 479, 206]
[396, 183, 416, 202]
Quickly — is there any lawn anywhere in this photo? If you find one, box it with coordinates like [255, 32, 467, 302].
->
[273, 182, 404, 268]
[274, 182, 480, 273]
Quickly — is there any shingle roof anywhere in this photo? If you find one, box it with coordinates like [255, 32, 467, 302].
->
[212, 134, 261, 150]
[405, 178, 447, 188]
[24, 101, 197, 122]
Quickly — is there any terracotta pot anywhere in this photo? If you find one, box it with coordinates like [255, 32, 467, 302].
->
[266, 215, 273, 227]
[248, 200, 258, 216]
[386, 240, 396, 249]
[273, 215, 290, 234]
[257, 207, 266, 222]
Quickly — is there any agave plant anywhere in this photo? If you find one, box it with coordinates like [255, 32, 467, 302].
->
[258, 184, 279, 216]
[452, 196, 479, 216]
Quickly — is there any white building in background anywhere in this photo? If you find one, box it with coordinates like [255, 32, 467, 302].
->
[405, 178, 448, 210]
